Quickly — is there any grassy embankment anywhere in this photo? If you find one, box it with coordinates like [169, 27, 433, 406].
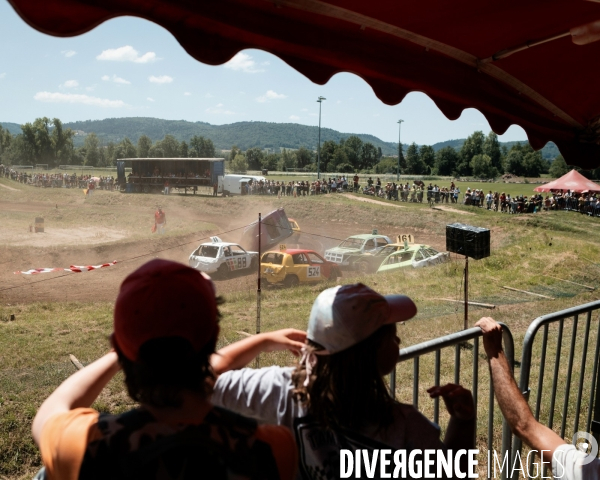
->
[1, 176, 599, 478]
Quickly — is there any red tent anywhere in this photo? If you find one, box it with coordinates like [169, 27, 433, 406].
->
[534, 169, 600, 193]
[7, 0, 600, 168]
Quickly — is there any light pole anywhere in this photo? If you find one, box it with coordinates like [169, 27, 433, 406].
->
[397, 119, 404, 181]
[317, 96, 326, 179]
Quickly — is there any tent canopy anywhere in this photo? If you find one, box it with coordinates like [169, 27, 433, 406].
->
[534, 169, 600, 193]
[8, 0, 600, 168]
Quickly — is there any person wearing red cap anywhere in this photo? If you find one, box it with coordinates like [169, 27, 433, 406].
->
[211, 283, 475, 479]
[31, 259, 298, 480]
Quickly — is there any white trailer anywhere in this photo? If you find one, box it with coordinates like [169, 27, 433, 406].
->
[218, 174, 266, 196]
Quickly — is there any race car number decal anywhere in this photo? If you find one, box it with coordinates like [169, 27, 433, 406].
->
[307, 266, 321, 278]
[396, 234, 414, 243]
[227, 257, 247, 270]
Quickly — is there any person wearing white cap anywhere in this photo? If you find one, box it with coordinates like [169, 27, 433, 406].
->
[211, 283, 475, 479]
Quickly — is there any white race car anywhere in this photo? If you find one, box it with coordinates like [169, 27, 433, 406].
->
[189, 236, 258, 277]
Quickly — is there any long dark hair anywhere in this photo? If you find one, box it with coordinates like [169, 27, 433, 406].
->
[292, 324, 396, 431]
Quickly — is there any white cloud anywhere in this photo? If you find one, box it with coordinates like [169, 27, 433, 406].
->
[61, 80, 79, 88]
[373, 113, 380, 117]
[290, 115, 300, 121]
[61, 50, 76, 58]
[205, 104, 236, 115]
[147, 97, 155, 102]
[86, 85, 97, 92]
[102, 74, 131, 85]
[337, 100, 342, 104]
[256, 90, 287, 103]
[184, 92, 191, 96]
[0, 73, 6, 79]
[309, 113, 319, 117]
[224, 53, 264, 73]
[97, 45, 157, 63]
[149, 75, 173, 84]
[205, 93, 214, 98]
[34, 91, 127, 108]
[301, 108, 308, 112]
[261, 61, 270, 66]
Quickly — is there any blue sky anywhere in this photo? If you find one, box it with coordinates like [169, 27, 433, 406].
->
[0, 0, 529, 145]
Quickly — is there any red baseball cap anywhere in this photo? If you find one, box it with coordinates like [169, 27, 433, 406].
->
[113, 259, 218, 361]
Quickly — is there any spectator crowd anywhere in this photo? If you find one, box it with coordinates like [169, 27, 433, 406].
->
[0, 165, 116, 190]
[357, 174, 600, 217]
[3, 163, 600, 217]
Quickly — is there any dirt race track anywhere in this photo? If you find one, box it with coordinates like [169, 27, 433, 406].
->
[0, 187, 447, 305]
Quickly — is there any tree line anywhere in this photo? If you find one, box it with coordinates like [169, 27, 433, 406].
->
[0, 118, 217, 168]
[379, 131, 550, 178]
[228, 135, 383, 173]
[0, 117, 594, 179]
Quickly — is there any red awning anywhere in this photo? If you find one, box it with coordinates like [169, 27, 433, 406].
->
[7, 0, 600, 168]
[534, 169, 600, 193]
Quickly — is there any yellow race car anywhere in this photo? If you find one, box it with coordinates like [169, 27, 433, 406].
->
[287, 218, 301, 234]
[261, 248, 341, 287]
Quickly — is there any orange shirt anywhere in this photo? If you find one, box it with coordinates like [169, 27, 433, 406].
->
[41, 407, 297, 480]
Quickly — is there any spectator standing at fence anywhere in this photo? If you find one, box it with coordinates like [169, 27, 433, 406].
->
[31, 259, 297, 480]
[476, 317, 600, 480]
[353, 173, 359, 192]
[154, 206, 166, 235]
[212, 284, 476, 478]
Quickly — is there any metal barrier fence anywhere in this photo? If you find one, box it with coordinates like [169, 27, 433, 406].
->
[390, 324, 515, 480]
[514, 299, 600, 478]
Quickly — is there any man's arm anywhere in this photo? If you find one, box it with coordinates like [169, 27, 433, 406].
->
[32, 351, 120, 446]
[476, 317, 566, 463]
[210, 329, 306, 375]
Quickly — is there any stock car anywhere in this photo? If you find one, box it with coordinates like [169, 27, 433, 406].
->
[324, 232, 392, 269]
[377, 244, 449, 273]
[287, 218, 301, 234]
[260, 248, 342, 287]
[189, 236, 258, 278]
[352, 243, 450, 274]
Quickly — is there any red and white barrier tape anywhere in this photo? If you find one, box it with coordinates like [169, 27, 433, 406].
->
[15, 261, 117, 275]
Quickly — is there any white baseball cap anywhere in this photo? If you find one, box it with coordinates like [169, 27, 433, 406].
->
[307, 284, 417, 354]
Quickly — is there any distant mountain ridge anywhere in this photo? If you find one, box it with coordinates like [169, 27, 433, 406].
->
[0, 122, 22, 135]
[60, 117, 401, 154]
[1, 117, 558, 159]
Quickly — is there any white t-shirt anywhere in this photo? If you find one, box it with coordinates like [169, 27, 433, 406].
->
[213, 366, 445, 480]
[552, 444, 600, 480]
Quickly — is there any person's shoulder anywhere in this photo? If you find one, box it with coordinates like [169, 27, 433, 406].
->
[256, 424, 297, 479]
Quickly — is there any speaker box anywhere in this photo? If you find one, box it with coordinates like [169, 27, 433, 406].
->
[446, 223, 490, 260]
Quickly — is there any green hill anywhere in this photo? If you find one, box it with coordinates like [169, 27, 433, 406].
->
[1, 117, 560, 159]
[0, 122, 22, 135]
[62, 117, 400, 154]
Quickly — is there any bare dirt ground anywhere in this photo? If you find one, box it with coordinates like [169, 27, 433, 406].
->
[0, 187, 449, 305]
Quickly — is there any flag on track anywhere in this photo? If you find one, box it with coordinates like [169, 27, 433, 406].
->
[15, 261, 117, 275]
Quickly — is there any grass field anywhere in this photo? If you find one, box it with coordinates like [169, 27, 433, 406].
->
[0, 175, 599, 478]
